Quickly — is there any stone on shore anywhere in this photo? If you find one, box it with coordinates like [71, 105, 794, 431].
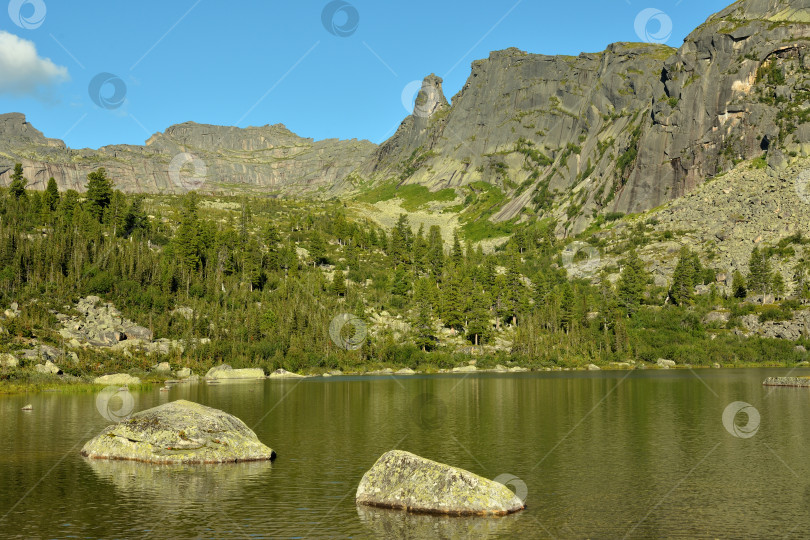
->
[205, 364, 265, 380]
[452, 365, 477, 373]
[81, 399, 276, 464]
[267, 368, 305, 379]
[356, 450, 525, 516]
[94, 373, 141, 386]
[0, 353, 18, 367]
[34, 360, 62, 374]
[175, 367, 192, 378]
[656, 359, 676, 369]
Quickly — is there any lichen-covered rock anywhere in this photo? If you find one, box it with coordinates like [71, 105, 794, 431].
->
[763, 376, 810, 387]
[205, 364, 265, 380]
[267, 368, 304, 379]
[355, 450, 525, 516]
[81, 400, 276, 464]
[93, 373, 141, 385]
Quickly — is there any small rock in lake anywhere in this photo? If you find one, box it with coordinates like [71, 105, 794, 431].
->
[21, 404, 32, 411]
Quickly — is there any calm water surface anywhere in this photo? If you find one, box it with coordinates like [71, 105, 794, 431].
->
[2, 369, 810, 538]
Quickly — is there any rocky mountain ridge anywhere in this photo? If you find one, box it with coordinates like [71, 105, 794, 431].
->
[3, 0, 810, 236]
[359, 0, 810, 234]
[0, 112, 375, 195]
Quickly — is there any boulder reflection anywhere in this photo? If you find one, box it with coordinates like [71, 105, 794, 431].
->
[357, 504, 523, 539]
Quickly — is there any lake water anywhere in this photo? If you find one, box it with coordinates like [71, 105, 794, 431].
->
[2, 369, 810, 538]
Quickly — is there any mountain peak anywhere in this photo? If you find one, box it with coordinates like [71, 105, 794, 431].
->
[413, 74, 448, 118]
[712, 0, 810, 22]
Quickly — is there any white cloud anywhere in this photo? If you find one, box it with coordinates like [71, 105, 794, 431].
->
[0, 31, 68, 97]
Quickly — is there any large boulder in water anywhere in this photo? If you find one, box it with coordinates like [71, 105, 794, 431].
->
[355, 450, 525, 516]
[81, 400, 276, 464]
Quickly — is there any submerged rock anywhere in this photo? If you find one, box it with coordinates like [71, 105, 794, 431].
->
[763, 377, 810, 388]
[356, 450, 525, 516]
[205, 364, 265, 380]
[81, 400, 276, 464]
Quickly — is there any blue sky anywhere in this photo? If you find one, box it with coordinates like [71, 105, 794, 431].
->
[0, 0, 732, 149]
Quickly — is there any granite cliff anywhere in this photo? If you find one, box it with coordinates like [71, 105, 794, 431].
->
[359, 0, 810, 234]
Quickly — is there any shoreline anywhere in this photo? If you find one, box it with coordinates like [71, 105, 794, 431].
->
[2, 361, 805, 396]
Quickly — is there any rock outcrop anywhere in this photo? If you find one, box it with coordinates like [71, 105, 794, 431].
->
[355, 450, 525, 515]
[81, 400, 276, 463]
[357, 0, 810, 234]
[0, 113, 375, 195]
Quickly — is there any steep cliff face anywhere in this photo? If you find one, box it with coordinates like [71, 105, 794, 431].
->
[618, 0, 810, 214]
[359, 0, 810, 234]
[0, 113, 376, 194]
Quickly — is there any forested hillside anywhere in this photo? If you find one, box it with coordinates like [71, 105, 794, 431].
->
[1, 163, 808, 387]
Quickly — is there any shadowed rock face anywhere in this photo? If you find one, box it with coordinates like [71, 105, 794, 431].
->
[355, 450, 525, 516]
[0, 113, 376, 195]
[80, 400, 276, 464]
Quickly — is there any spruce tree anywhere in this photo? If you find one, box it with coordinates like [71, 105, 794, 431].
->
[451, 230, 464, 267]
[413, 278, 435, 351]
[310, 232, 328, 266]
[669, 247, 697, 305]
[466, 289, 491, 345]
[332, 269, 347, 296]
[86, 168, 114, 222]
[427, 225, 444, 279]
[8, 163, 27, 199]
[747, 247, 772, 294]
[732, 270, 747, 299]
[44, 177, 59, 210]
[617, 250, 647, 316]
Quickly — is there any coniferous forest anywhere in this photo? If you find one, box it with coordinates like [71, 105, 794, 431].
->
[1, 165, 807, 387]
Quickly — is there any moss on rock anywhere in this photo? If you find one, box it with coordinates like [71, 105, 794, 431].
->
[81, 400, 276, 464]
[355, 450, 525, 516]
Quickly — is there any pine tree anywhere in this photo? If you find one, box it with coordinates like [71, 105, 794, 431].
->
[559, 281, 575, 332]
[617, 250, 647, 316]
[391, 266, 410, 297]
[122, 196, 148, 237]
[732, 270, 747, 299]
[331, 269, 347, 296]
[85, 168, 114, 222]
[413, 224, 427, 274]
[451, 230, 464, 267]
[441, 271, 465, 331]
[466, 289, 491, 345]
[310, 231, 328, 266]
[669, 247, 697, 305]
[174, 192, 202, 270]
[747, 247, 772, 294]
[44, 177, 59, 210]
[8, 163, 27, 199]
[413, 278, 435, 351]
[427, 225, 444, 279]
